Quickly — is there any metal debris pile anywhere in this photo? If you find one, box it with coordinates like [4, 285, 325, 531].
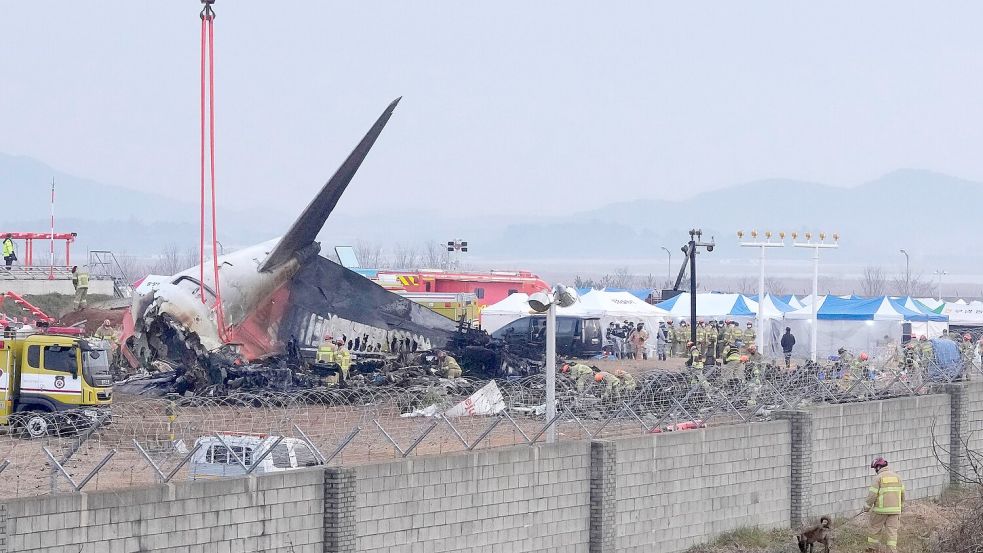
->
[115, 324, 544, 397]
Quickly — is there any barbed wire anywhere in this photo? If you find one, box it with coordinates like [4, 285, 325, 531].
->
[0, 353, 977, 499]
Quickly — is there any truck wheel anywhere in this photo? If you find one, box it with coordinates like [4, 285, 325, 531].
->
[14, 413, 50, 439]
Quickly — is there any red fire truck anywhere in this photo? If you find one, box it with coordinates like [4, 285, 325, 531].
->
[373, 269, 548, 306]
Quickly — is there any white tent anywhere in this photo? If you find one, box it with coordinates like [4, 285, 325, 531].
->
[944, 301, 983, 326]
[742, 294, 796, 320]
[579, 290, 669, 334]
[479, 293, 600, 334]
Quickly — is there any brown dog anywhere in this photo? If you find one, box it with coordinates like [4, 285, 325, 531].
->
[797, 515, 832, 552]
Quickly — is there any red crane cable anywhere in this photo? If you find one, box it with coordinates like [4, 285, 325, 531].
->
[199, 2, 228, 342]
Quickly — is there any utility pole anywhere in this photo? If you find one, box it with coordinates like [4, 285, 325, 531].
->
[899, 249, 910, 295]
[685, 229, 715, 344]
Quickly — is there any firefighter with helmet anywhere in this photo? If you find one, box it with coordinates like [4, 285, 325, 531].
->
[594, 371, 621, 400]
[436, 350, 462, 379]
[864, 457, 904, 553]
[564, 362, 595, 392]
[615, 369, 636, 395]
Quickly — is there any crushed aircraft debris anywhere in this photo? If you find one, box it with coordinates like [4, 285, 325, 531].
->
[117, 98, 514, 394]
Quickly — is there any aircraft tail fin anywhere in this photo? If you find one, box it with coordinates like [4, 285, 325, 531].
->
[259, 98, 401, 272]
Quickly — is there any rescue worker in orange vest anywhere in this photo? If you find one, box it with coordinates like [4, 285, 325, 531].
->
[864, 457, 904, 553]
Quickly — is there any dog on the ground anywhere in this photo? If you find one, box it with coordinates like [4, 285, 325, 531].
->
[796, 515, 832, 552]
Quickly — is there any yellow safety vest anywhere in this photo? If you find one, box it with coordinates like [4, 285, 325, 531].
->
[77, 273, 90, 287]
[316, 344, 336, 364]
[869, 470, 904, 514]
[337, 349, 351, 373]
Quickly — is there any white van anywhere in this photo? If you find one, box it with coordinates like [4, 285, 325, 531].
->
[189, 434, 323, 479]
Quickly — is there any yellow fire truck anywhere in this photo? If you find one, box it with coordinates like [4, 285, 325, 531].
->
[0, 330, 113, 438]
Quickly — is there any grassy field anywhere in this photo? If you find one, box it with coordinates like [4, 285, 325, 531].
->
[686, 489, 975, 553]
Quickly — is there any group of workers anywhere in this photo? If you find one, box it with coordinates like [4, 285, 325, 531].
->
[604, 321, 650, 359]
[561, 362, 637, 399]
[604, 319, 759, 364]
[315, 335, 354, 383]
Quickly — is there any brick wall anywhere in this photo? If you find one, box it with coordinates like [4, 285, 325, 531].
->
[809, 394, 951, 517]
[352, 441, 592, 553]
[4, 468, 325, 553]
[613, 421, 792, 553]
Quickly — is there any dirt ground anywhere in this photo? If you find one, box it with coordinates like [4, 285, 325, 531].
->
[686, 489, 976, 553]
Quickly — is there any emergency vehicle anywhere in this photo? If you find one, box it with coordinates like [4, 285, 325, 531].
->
[0, 328, 113, 438]
[373, 269, 548, 306]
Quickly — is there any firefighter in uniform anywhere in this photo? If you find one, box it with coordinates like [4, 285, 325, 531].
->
[615, 369, 636, 396]
[864, 457, 904, 553]
[437, 350, 462, 379]
[689, 345, 704, 370]
[666, 321, 677, 357]
[567, 363, 595, 392]
[595, 371, 622, 400]
[316, 336, 339, 383]
[677, 321, 689, 356]
[71, 265, 90, 309]
[695, 321, 707, 360]
[336, 339, 352, 381]
[742, 322, 756, 351]
[706, 323, 718, 364]
[918, 336, 933, 369]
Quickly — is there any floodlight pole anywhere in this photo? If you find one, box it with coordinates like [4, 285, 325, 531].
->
[661, 246, 671, 285]
[793, 239, 839, 361]
[740, 238, 786, 354]
[935, 269, 946, 301]
[686, 229, 715, 343]
[545, 302, 557, 443]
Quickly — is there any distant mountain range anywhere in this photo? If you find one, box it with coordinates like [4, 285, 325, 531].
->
[1, 153, 979, 274]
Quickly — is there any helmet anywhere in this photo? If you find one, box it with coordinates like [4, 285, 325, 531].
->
[103, 319, 111, 326]
[919, 335, 927, 341]
[687, 341, 694, 347]
[870, 457, 888, 470]
[859, 352, 869, 361]
[561, 364, 570, 373]
[740, 355, 749, 363]
[594, 373, 605, 382]
[666, 320, 673, 325]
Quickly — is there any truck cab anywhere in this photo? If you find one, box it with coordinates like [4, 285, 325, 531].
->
[0, 332, 113, 437]
[491, 315, 603, 358]
[189, 434, 323, 479]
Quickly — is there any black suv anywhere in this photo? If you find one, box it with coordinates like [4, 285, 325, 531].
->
[490, 315, 603, 358]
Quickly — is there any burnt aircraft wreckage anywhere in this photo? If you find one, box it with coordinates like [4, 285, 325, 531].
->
[118, 99, 530, 396]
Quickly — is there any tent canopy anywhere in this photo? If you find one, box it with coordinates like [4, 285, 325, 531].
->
[785, 296, 944, 321]
[656, 293, 755, 318]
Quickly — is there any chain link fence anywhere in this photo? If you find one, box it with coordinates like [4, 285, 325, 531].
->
[0, 351, 978, 499]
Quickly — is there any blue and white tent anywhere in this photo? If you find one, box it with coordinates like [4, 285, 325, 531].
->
[743, 294, 796, 319]
[656, 293, 755, 319]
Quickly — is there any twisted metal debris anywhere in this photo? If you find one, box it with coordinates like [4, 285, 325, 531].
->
[0, 352, 976, 499]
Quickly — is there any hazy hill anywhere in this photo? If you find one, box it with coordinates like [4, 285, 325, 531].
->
[1, 153, 979, 273]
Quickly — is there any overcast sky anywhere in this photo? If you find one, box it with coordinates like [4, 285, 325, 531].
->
[3, 2, 983, 217]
